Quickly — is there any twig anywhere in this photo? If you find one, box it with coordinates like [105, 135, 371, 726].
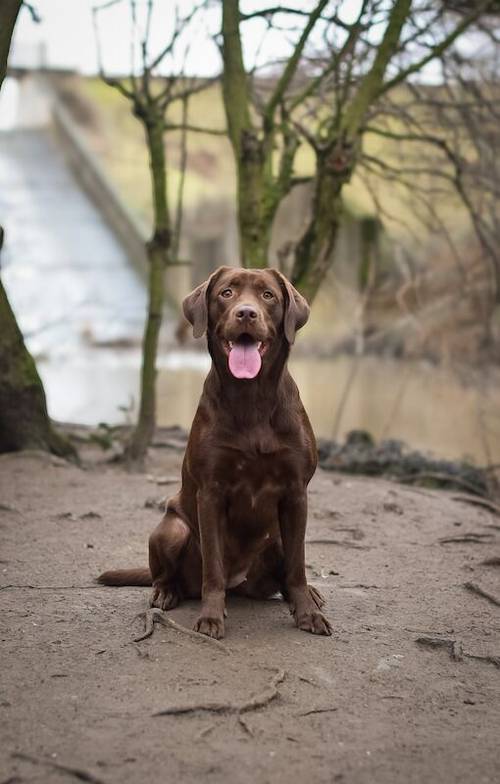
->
[153, 668, 285, 717]
[12, 752, 105, 784]
[22, 2, 41, 23]
[464, 582, 500, 608]
[452, 494, 500, 517]
[133, 608, 230, 653]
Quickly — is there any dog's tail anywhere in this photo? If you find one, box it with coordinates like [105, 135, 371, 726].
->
[97, 567, 152, 586]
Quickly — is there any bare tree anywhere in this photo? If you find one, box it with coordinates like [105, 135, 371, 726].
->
[93, 0, 224, 464]
[220, 0, 498, 302]
[0, 1, 75, 456]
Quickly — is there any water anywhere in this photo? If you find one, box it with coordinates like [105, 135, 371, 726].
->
[1, 127, 498, 466]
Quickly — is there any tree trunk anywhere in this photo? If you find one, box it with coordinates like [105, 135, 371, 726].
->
[0, 0, 75, 458]
[0, 0, 21, 90]
[125, 119, 170, 464]
[237, 132, 275, 268]
[290, 147, 350, 302]
[221, 0, 275, 269]
[0, 280, 75, 456]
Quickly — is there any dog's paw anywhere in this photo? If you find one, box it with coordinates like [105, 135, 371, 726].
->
[150, 584, 179, 611]
[296, 610, 332, 636]
[194, 615, 225, 639]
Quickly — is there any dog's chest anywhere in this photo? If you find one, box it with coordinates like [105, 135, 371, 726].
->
[226, 456, 283, 518]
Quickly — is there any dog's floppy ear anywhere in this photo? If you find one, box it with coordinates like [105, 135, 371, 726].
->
[270, 270, 310, 344]
[182, 267, 229, 339]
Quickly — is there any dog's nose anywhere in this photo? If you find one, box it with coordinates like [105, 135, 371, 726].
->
[236, 305, 258, 321]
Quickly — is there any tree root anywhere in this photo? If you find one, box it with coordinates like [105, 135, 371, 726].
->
[0, 584, 110, 591]
[481, 557, 500, 568]
[415, 636, 464, 661]
[153, 668, 286, 717]
[12, 752, 105, 784]
[133, 608, 230, 653]
[464, 581, 500, 608]
[297, 707, 338, 716]
[416, 636, 500, 668]
[438, 533, 494, 545]
[452, 494, 500, 517]
[306, 538, 369, 550]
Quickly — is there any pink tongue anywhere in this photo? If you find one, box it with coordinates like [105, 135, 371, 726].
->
[228, 341, 262, 379]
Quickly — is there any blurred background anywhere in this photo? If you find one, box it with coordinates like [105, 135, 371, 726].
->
[1, 0, 499, 466]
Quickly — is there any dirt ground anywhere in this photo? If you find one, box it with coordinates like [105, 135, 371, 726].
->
[1, 440, 499, 784]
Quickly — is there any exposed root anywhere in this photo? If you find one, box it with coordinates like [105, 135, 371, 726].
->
[12, 752, 105, 784]
[153, 668, 286, 717]
[297, 707, 338, 716]
[464, 581, 500, 608]
[416, 637, 500, 668]
[0, 584, 109, 591]
[481, 557, 500, 568]
[452, 494, 500, 517]
[416, 636, 463, 661]
[466, 653, 500, 669]
[237, 714, 254, 736]
[195, 723, 216, 740]
[133, 608, 230, 653]
[306, 538, 369, 550]
[438, 533, 494, 545]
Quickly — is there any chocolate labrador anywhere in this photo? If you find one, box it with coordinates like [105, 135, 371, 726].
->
[98, 267, 331, 638]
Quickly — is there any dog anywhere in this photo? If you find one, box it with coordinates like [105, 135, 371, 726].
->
[98, 266, 332, 638]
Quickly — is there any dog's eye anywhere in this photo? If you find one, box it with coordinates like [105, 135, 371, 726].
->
[220, 288, 233, 298]
[262, 290, 274, 300]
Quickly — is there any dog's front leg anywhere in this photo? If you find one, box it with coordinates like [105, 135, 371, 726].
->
[194, 486, 226, 639]
[279, 490, 332, 636]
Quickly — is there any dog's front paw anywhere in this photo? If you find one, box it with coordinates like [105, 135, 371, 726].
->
[150, 582, 179, 611]
[296, 609, 332, 636]
[194, 614, 225, 639]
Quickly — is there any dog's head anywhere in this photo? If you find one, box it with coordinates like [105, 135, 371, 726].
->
[182, 267, 310, 379]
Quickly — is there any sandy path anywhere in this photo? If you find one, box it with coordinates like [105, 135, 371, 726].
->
[1, 445, 499, 784]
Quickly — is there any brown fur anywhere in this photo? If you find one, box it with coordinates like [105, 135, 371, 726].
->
[98, 267, 331, 638]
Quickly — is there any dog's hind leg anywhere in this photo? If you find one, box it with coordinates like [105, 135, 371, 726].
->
[149, 512, 190, 610]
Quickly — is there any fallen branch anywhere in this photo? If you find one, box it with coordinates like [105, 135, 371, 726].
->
[133, 608, 230, 653]
[153, 668, 285, 717]
[12, 752, 105, 784]
[464, 581, 500, 608]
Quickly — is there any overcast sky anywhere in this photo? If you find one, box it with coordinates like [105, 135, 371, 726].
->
[11, 0, 217, 75]
[10, 1, 479, 85]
